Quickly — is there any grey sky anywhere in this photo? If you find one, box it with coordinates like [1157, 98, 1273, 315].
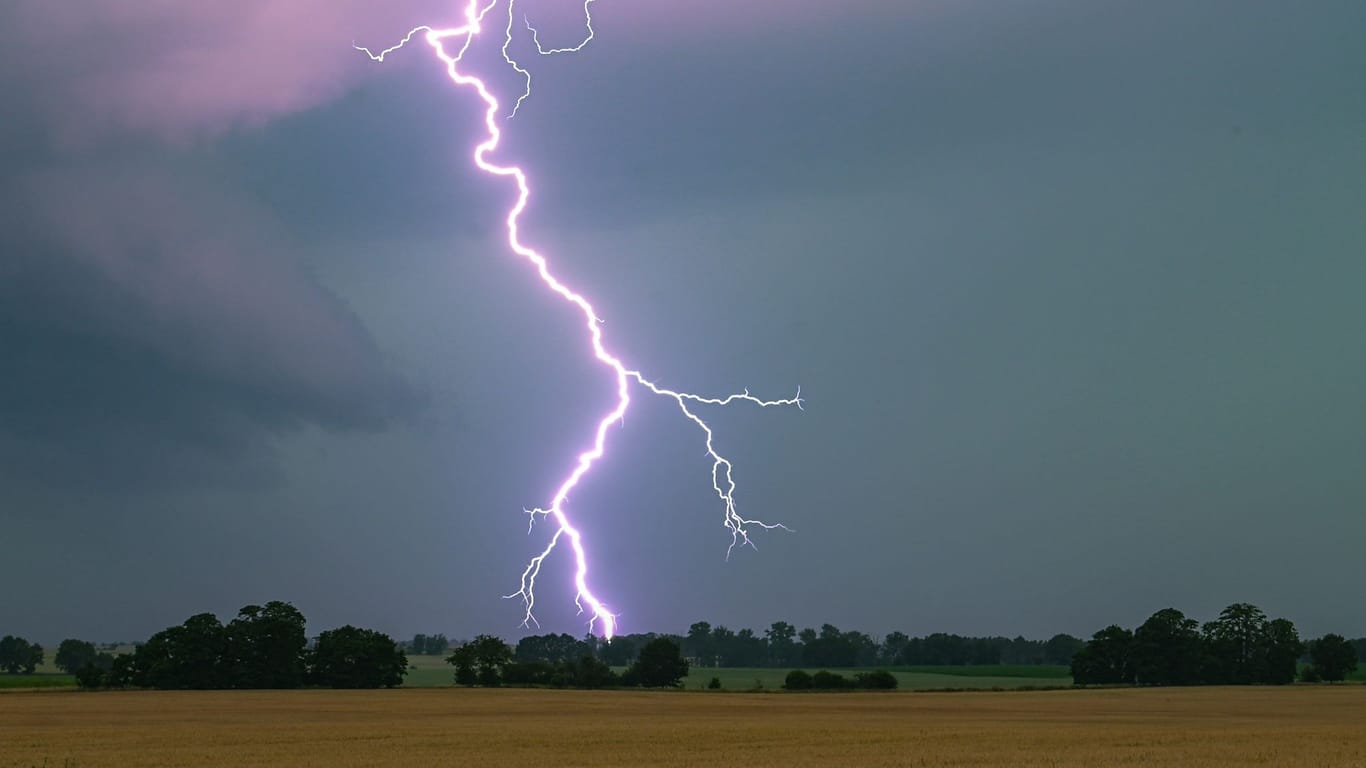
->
[2, 0, 1364, 644]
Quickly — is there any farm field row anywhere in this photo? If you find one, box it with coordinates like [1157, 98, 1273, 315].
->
[3, 685, 1364, 767]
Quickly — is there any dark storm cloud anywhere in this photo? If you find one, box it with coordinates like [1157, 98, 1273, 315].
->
[3, 0, 1366, 645]
[0, 165, 416, 490]
[0, 1, 455, 491]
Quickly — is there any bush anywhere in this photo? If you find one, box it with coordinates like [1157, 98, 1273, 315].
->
[783, 670, 813, 690]
[707, 677, 722, 690]
[854, 670, 898, 690]
[811, 670, 848, 690]
[1300, 665, 1322, 683]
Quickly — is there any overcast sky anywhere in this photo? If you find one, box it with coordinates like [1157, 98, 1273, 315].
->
[3, 0, 1363, 645]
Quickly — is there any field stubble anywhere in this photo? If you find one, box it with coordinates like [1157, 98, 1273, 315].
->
[3, 685, 1365, 767]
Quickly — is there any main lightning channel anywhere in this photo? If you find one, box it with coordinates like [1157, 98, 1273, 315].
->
[357, 0, 800, 640]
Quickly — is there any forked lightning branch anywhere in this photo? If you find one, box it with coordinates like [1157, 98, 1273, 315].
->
[357, 0, 800, 640]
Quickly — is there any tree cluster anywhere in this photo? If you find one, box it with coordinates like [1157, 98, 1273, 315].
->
[1072, 603, 1359, 686]
[71, 601, 407, 690]
[448, 635, 689, 688]
[664, 621, 1082, 668]
[783, 668, 898, 690]
[407, 633, 450, 655]
[0, 635, 45, 674]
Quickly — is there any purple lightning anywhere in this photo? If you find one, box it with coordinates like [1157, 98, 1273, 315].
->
[357, 0, 800, 640]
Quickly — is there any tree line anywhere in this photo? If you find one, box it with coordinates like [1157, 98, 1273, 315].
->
[446, 634, 692, 688]
[588, 622, 1085, 669]
[1072, 603, 1360, 686]
[52, 601, 408, 690]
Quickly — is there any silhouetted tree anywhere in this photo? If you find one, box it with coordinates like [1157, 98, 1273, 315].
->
[308, 626, 407, 688]
[0, 636, 41, 674]
[224, 602, 307, 689]
[447, 635, 512, 687]
[132, 613, 228, 689]
[1071, 625, 1135, 685]
[1043, 634, 1084, 666]
[1262, 618, 1303, 685]
[516, 633, 592, 665]
[766, 622, 800, 667]
[685, 622, 713, 666]
[1202, 603, 1269, 684]
[1307, 634, 1358, 682]
[1133, 608, 1203, 686]
[72, 652, 117, 689]
[627, 638, 689, 687]
[55, 639, 98, 675]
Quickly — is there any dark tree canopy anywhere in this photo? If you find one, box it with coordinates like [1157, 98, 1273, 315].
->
[54, 639, 98, 675]
[1071, 625, 1136, 685]
[628, 638, 689, 688]
[448, 635, 512, 687]
[1308, 634, 1358, 683]
[0, 635, 43, 674]
[308, 625, 407, 689]
[225, 602, 308, 689]
[1133, 609, 1203, 686]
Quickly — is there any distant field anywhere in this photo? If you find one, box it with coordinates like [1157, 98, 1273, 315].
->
[891, 664, 1072, 679]
[402, 653, 455, 686]
[4, 685, 1364, 767]
[397, 657, 1071, 690]
[0, 674, 75, 690]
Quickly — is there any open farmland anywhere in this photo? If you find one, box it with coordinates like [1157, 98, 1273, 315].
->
[398, 654, 1072, 690]
[4, 685, 1364, 767]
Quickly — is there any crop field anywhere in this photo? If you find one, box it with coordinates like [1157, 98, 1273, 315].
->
[3, 685, 1364, 767]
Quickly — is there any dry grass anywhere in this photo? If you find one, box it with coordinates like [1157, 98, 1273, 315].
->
[2, 685, 1364, 767]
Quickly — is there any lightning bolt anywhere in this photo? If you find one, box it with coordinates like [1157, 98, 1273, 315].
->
[357, 0, 800, 640]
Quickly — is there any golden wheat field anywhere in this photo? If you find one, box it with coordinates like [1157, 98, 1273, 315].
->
[3, 686, 1364, 767]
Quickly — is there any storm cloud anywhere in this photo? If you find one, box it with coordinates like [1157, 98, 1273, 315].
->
[2, 0, 1364, 644]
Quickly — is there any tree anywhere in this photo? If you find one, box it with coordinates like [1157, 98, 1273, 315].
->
[447, 635, 512, 687]
[1, 635, 38, 674]
[73, 652, 117, 689]
[308, 626, 407, 688]
[628, 638, 689, 688]
[598, 634, 643, 667]
[558, 656, 616, 689]
[1202, 603, 1269, 684]
[447, 643, 478, 686]
[766, 622, 799, 667]
[55, 639, 98, 675]
[130, 613, 228, 689]
[731, 628, 767, 667]
[409, 633, 450, 655]
[685, 622, 713, 666]
[1307, 634, 1358, 683]
[1071, 625, 1135, 685]
[882, 632, 910, 665]
[224, 602, 307, 689]
[1262, 618, 1303, 685]
[1132, 608, 1203, 686]
[26, 642, 44, 674]
[515, 633, 590, 666]
[1043, 634, 1084, 666]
